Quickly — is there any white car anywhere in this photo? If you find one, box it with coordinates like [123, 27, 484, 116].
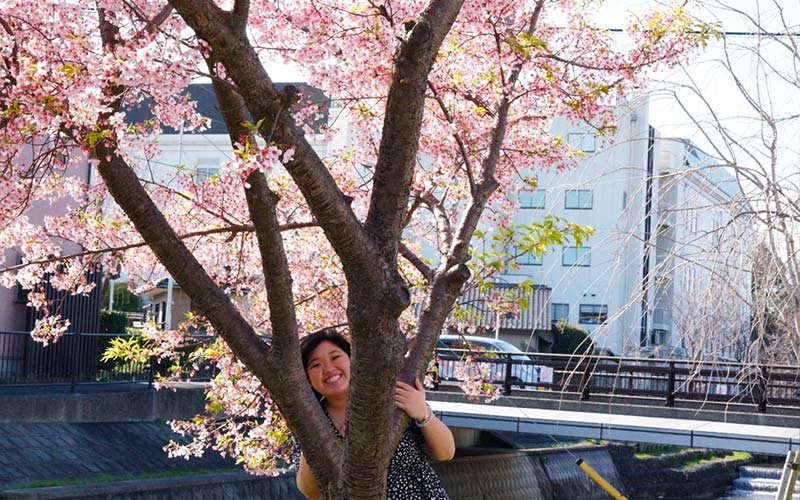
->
[435, 335, 541, 388]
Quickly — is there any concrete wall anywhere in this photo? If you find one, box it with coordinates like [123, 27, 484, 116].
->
[0, 385, 206, 423]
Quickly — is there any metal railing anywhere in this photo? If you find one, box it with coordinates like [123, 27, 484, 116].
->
[0, 331, 214, 391]
[2, 330, 798, 414]
[433, 347, 800, 413]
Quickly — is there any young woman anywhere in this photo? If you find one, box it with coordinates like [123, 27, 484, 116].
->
[296, 329, 455, 499]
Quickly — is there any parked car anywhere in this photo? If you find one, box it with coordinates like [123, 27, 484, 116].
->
[436, 335, 541, 388]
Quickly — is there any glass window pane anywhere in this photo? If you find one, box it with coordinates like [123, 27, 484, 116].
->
[579, 304, 608, 324]
[562, 247, 590, 267]
[551, 303, 569, 325]
[520, 189, 545, 209]
[565, 190, 593, 209]
[520, 253, 542, 266]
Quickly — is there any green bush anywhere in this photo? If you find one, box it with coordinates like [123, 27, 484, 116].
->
[551, 321, 595, 355]
[100, 282, 143, 312]
[99, 309, 128, 334]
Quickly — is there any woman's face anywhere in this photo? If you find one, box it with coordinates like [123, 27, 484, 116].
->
[305, 340, 350, 400]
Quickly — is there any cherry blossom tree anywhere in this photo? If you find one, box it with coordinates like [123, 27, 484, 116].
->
[0, 0, 708, 497]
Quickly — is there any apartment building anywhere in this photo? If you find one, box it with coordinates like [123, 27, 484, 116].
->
[498, 98, 751, 358]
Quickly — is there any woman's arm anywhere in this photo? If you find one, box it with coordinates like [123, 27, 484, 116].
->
[395, 379, 456, 461]
[296, 453, 322, 500]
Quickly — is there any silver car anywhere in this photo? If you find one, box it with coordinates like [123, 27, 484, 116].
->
[436, 335, 541, 388]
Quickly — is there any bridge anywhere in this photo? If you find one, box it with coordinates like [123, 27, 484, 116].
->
[2, 331, 800, 456]
[427, 396, 800, 456]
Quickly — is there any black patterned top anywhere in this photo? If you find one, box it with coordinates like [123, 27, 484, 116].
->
[327, 413, 450, 500]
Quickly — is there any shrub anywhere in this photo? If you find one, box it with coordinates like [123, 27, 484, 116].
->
[99, 309, 129, 334]
[551, 321, 595, 355]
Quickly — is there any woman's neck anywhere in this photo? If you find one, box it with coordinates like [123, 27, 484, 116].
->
[325, 395, 347, 413]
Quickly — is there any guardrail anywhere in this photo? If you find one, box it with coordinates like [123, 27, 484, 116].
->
[433, 347, 800, 413]
[2, 330, 798, 414]
[0, 331, 214, 391]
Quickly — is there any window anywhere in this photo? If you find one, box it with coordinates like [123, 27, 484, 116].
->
[551, 303, 569, 326]
[568, 133, 596, 153]
[519, 253, 542, 266]
[650, 329, 668, 345]
[565, 190, 593, 209]
[194, 160, 219, 183]
[579, 304, 607, 324]
[194, 166, 219, 183]
[520, 189, 545, 209]
[562, 246, 591, 267]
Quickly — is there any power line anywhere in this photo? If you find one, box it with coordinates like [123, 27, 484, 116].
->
[605, 27, 800, 37]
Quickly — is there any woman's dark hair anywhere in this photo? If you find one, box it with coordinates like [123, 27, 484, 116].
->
[300, 328, 351, 370]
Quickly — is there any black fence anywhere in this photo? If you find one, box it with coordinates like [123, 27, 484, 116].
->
[2, 330, 798, 414]
[434, 348, 800, 413]
[0, 331, 215, 390]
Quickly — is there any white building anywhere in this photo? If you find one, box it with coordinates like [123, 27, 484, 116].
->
[121, 83, 340, 328]
[123, 86, 753, 360]
[498, 98, 752, 358]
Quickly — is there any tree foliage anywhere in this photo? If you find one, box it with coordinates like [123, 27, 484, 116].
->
[0, 0, 707, 497]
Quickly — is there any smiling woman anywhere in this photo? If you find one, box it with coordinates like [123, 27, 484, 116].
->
[296, 329, 455, 500]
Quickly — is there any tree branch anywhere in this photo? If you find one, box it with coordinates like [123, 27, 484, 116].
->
[0, 222, 319, 275]
[399, 242, 433, 282]
[207, 58, 343, 485]
[363, 0, 465, 255]
[420, 193, 453, 253]
[231, 0, 250, 33]
[169, 0, 383, 291]
[87, 16, 332, 487]
[391, 0, 547, 440]
[427, 79, 477, 194]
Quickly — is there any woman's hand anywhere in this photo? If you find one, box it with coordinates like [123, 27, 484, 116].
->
[395, 378, 428, 422]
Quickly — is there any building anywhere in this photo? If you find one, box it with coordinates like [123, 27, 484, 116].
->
[114, 84, 752, 361]
[0, 142, 103, 380]
[495, 98, 752, 358]
[0, 145, 101, 334]
[117, 83, 339, 327]
[140, 279, 191, 331]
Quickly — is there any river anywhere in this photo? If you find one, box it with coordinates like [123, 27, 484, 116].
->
[718, 465, 798, 499]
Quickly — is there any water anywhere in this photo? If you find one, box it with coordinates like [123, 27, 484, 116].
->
[718, 465, 800, 499]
